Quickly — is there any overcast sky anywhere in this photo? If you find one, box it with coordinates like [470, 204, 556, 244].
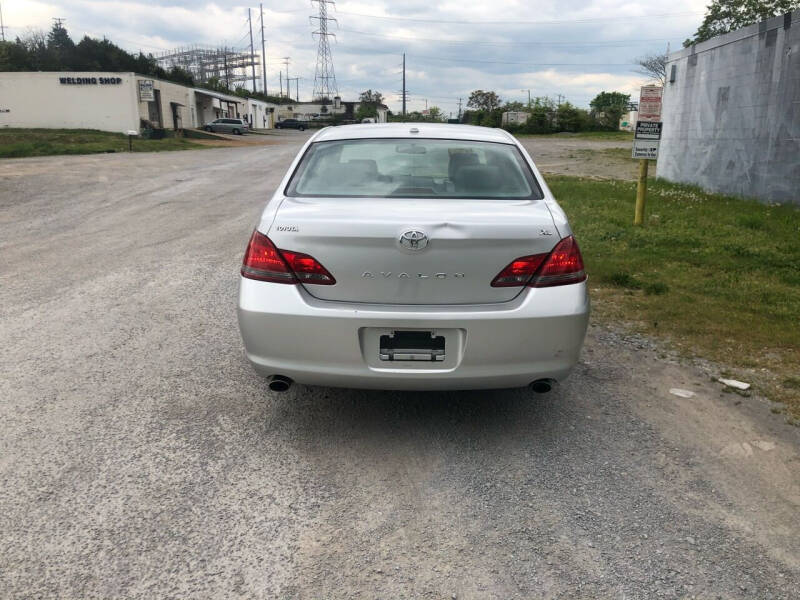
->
[4, 0, 709, 115]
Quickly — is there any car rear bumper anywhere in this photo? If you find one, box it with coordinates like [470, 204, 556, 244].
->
[237, 279, 590, 390]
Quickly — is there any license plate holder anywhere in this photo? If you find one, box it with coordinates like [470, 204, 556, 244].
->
[379, 330, 445, 362]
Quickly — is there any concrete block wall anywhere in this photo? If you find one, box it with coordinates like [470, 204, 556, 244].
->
[657, 11, 800, 204]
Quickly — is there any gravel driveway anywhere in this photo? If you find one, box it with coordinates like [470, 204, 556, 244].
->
[1, 134, 798, 599]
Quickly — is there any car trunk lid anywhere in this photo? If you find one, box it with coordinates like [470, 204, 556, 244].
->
[268, 196, 559, 305]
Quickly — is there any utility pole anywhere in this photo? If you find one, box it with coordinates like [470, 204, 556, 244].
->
[223, 49, 230, 89]
[0, 1, 6, 42]
[402, 53, 406, 116]
[556, 93, 564, 106]
[282, 57, 290, 98]
[52, 17, 65, 28]
[286, 77, 300, 101]
[248, 9, 257, 92]
[457, 97, 462, 121]
[279, 71, 282, 98]
[521, 89, 531, 107]
[260, 3, 267, 95]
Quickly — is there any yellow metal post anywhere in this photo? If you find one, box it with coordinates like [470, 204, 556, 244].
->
[634, 158, 649, 226]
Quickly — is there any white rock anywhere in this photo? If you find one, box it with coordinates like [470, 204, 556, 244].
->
[670, 388, 696, 399]
[719, 378, 750, 390]
[752, 440, 776, 451]
[721, 442, 754, 458]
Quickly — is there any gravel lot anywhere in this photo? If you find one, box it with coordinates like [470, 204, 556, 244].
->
[518, 135, 638, 180]
[1, 132, 798, 599]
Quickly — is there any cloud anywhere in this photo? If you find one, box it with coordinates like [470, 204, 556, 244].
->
[5, 0, 710, 114]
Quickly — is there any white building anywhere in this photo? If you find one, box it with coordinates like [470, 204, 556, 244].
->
[501, 111, 530, 126]
[619, 110, 639, 131]
[275, 96, 389, 124]
[0, 71, 278, 133]
[242, 97, 278, 129]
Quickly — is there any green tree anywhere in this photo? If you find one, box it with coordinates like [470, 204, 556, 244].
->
[502, 101, 527, 113]
[166, 66, 194, 87]
[556, 102, 590, 132]
[467, 90, 502, 112]
[589, 91, 630, 130]
[685, 0, 800, 46]
[355, 103, 378, 121]
[358, 89, 384, 104]
[0, 24, 196, 88]
[47, 22, 75, 69]
[355, 89, 384, 121]
[426, 106, 443, 121]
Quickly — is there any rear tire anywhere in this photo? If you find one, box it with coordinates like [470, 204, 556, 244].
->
[204, 126, 212, 132]
[233, 128, 241, 135]
[298, 126, 305, 131]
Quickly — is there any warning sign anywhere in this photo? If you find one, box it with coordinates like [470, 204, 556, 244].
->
[635, 121, 662, 140]
[638, 85, 663, 122]
[138, 79, 155, 102]
[632, 140, 660, 160]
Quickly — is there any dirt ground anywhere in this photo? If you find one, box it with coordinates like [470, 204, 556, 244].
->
[1, 139, 798, 599]
[188, 128, 300, 148]
[517, 135, 639, 180]
[198, 129, 640, 178]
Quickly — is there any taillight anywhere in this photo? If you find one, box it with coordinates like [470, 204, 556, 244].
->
[491, 254, 548, 287]
[532, 235, 586, 287]
[279, 249, 336, 285]
[241, 231, 335, 285]
[491, 235, 586, 288]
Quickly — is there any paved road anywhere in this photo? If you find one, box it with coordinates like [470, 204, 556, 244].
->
[1, 134, 799, 599]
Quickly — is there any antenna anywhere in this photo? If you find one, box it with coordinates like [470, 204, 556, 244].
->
[310, 0, 338, 101]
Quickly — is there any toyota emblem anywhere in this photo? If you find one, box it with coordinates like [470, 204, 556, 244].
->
[399, 229, 428, 251]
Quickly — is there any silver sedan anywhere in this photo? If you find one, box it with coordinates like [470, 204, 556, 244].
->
[237, 123, 589, 392]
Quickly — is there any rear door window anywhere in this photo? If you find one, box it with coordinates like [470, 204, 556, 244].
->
[286, 138, 543, 199]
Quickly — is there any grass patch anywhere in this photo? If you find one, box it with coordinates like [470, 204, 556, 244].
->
[519, 130, 634, 141]
[0, 128, 212, 158]
[545, 175, 800, 418]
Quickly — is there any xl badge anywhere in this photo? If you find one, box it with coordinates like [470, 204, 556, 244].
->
[399, 230, 428, 251]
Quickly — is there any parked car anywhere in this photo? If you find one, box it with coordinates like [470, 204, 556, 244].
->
[275, 119, 307, 131]
[204, 118, 248, 135]
[237, 123, 589, 392]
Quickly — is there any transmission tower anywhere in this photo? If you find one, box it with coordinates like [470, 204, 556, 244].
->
[310, 0, 338, 101]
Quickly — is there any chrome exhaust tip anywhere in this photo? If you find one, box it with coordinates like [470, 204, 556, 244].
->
[530, 379, 554, 394]
[267, 375, 293, 393]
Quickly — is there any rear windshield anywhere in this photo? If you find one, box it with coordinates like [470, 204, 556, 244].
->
[285, 138, 543, 199]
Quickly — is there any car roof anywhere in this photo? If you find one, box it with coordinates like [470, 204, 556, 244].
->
[313, 123, 516, 144]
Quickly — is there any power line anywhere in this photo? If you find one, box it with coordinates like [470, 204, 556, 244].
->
[338, 27, 673, 48]
[334, 9, 702, 26]
[111, 37, 171, 52]
[405, 52, 634, 67]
